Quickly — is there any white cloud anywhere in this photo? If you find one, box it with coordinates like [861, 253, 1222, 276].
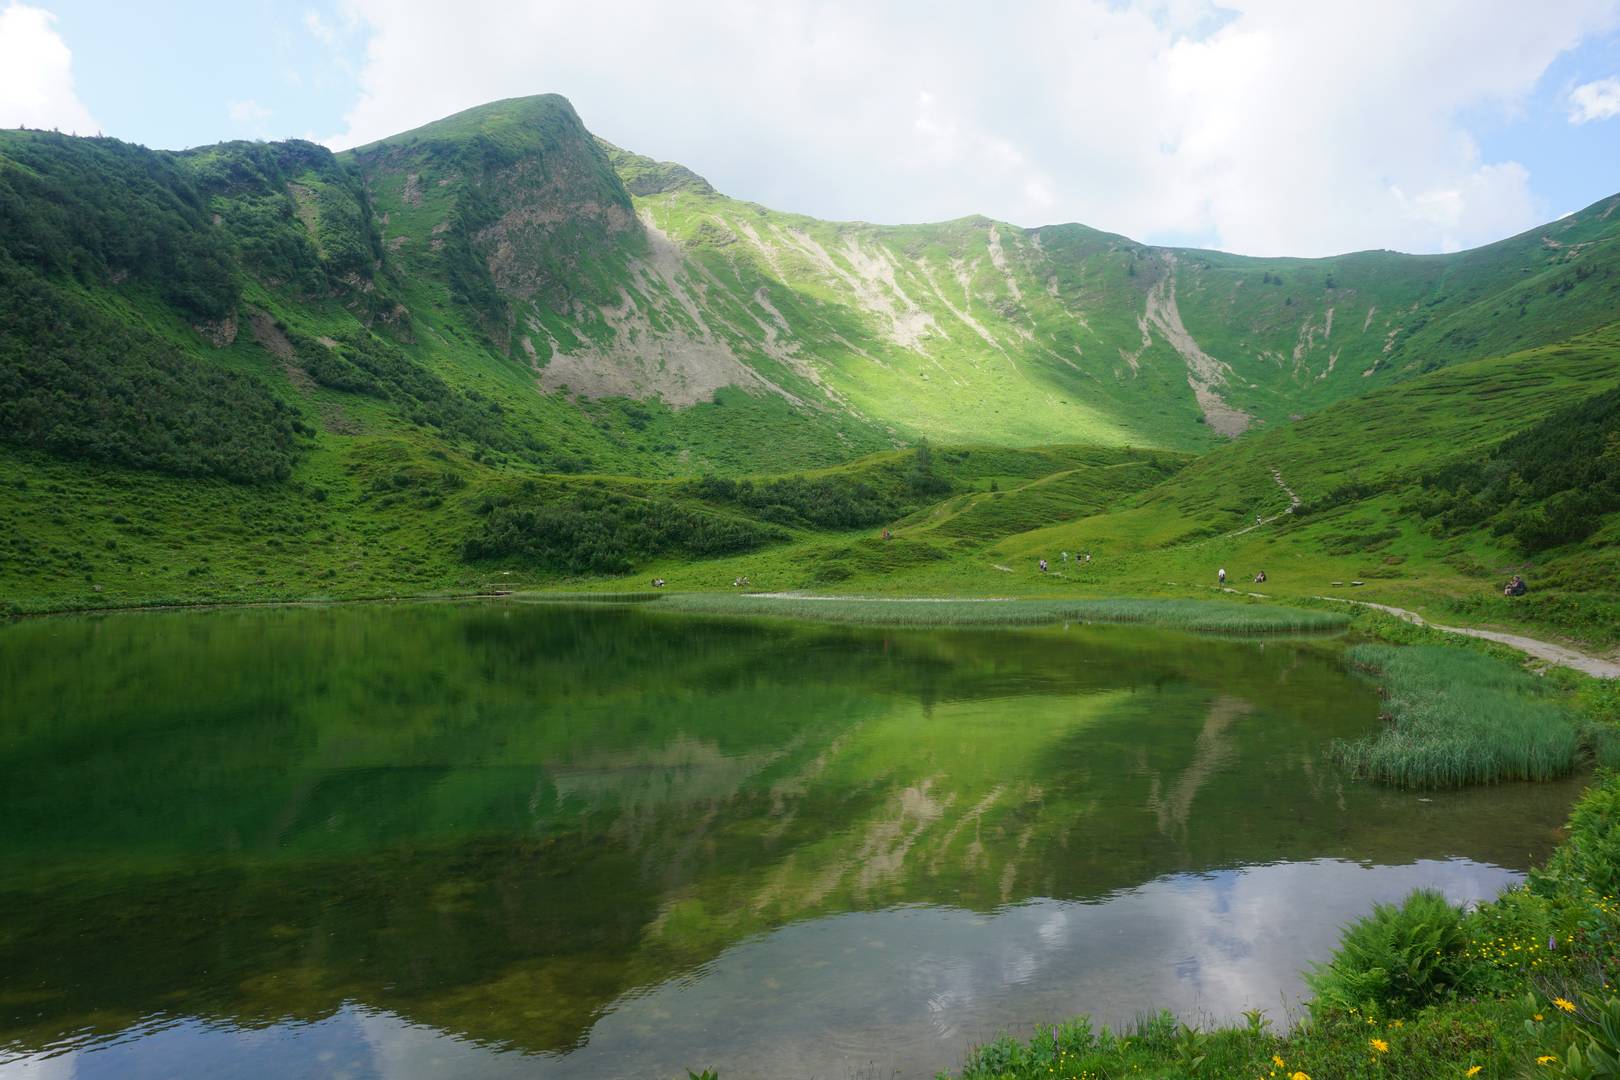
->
[304, 9, 338, 48]
[1569, 75, 1620, 122]
[324, 0, 1620, 256]
[227, 98, 273, 136]
[0, 3, 97, 134]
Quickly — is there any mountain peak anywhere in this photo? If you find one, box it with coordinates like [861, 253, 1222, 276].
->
[345, 94, 589, 158]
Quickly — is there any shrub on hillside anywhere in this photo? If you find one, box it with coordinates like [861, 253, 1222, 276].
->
[184, 139, 389, 300]
[0, 261, 302, 484]
[1414, 387, 1620, 553]
[689, 444, 952, 530]
[690, 474, 901, 530]
[0, 131, 238, 320]
[284, 327, 572, 469]
[462, 489, 784, 574]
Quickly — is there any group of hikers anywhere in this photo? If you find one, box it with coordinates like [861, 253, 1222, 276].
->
[1038, 551, 1093, 573]
[1216, 567, 1266, 585]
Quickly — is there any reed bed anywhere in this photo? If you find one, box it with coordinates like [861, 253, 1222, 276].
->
[648, 593, 1349, 633]
[1333, 643, 1585, 788]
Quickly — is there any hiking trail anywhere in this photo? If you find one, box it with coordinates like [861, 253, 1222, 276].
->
[1320, 597, 1620, 679]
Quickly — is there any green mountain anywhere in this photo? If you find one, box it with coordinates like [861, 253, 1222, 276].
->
[2, 92, 1618, 629]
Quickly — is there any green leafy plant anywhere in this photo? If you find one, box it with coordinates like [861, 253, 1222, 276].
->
[1307, 888, 1468, 1015]
[1539, 996, 1620, 1078]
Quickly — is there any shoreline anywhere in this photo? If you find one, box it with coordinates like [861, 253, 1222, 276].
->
[9, 584, 1614, 677]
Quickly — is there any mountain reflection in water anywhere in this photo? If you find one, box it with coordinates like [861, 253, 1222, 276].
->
[0, 602, 1579, 1079]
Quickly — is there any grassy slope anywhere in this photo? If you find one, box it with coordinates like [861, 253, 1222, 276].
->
[1168, 192, 1620, 421]
[608, 143, 1620, 451]
[979, 324, 1620, 647]
[3, 95, 1620, 627]
[0, 439, 1175, 612]
[572, 324, 1620, 653]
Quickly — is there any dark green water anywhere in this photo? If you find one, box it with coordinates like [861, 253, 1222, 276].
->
[0, 602, 1581, 1079]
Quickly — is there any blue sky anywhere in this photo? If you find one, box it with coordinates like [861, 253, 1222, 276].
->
[25, 1, 365, 146]
[3, 1, 1619, 256]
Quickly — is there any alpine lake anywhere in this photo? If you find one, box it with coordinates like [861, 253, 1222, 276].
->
[0, 600, 1581, 1079]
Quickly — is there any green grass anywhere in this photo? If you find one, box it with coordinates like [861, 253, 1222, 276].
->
[643, 592, 1348, 632]
[973, 323, 1620, 650]
[1332, 644, 1587, 788]
[943, 1001, 1522, 1080]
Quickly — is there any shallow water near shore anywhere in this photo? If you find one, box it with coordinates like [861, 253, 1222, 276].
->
[0, 601, 1581, 1079]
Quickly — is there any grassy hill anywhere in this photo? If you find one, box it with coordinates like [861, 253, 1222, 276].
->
[1, 93, 1619, 625]
[627, 323, 1618, 650]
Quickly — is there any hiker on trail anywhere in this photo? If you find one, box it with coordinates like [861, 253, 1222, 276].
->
[1504, 574, 1527, 597]
[1039, 558, 1049, 573]
[1218, 567, 1226, 585]
[1254, 570, 1267, 584]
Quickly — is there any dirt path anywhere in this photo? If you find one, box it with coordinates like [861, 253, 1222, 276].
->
[1221, 466, 1302, 539]
[1318, 597, 1620, 679]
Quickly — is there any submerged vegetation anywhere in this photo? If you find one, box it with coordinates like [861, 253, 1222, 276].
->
[1332, 644, 1598, 788]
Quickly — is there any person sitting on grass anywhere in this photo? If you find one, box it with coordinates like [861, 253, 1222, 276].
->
[1254, 570, 1267, 583]
[1504, 574, 1527, 597]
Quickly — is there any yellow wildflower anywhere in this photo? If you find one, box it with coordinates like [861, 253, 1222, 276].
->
[1554, 997, 1576, 1013]
[1466, 1068, 1482, 1077]
[1533, 1013, 1544, 1021]
[1370, 1038, 1390, 1053]
[1537, 1056, 1557, 1065]
[1290, 1073, 1311, 1080]
[1273, 1056, 1286, 1068]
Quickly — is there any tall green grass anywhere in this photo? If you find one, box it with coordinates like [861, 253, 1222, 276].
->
[649, 593, 1349, 633]
[1333, 644, 1584, 788]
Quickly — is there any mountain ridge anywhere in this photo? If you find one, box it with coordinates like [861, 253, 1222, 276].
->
[2, 91, 1618, 623]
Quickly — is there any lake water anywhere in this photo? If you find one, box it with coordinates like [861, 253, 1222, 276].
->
[0, 602, 1581, 1079]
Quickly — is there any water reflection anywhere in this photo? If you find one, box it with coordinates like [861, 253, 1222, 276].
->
[0, 602, 1580, 1078]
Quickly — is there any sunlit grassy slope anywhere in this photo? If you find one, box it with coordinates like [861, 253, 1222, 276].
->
[888, 327, 1620, 647]
[3, 93, 1620, 623]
